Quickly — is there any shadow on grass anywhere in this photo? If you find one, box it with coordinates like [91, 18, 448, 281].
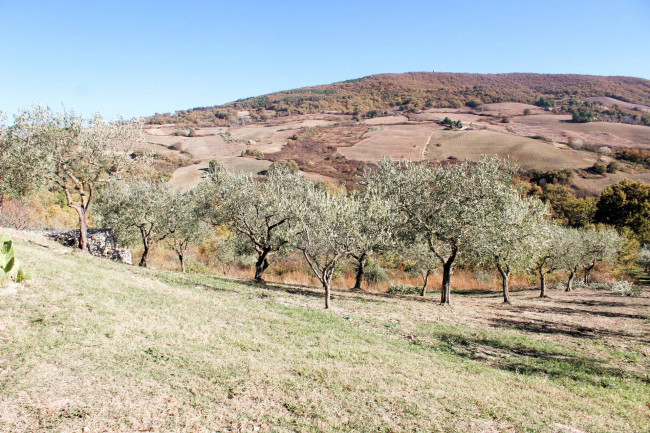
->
[503, 304, 648, 321]
[487, 316, 648, 343]
[424, 331, 648, 385]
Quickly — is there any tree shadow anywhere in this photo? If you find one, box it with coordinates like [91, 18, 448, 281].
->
[423, 331, 648, 384]
[486, 316, 648, 343]
[503, 304, 648, 321]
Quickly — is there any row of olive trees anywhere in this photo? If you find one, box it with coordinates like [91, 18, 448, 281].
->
[0, 108, 623, 308]
[96, 157, 622, 308]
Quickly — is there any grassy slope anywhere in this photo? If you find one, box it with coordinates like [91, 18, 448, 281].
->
[0, 233, 648, 432]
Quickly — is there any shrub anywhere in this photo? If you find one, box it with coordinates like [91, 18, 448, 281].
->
[269, 160, 299, 173]
[388, 284, 420, 295]
[501, 115, 510, 123]
[592, 162, 607, 175]
[364, 263, 389, 284]
[606, 161, 620, 173]
[241, 149, 265, 159]
[523, 108, 531, 115]
[567, 136, 584, 150]
[465, 100, 481, 109]
[611, 280, 641, 296]
[571, 108, 595, 123]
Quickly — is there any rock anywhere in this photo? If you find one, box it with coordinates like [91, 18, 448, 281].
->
[41, 229, 132, 265]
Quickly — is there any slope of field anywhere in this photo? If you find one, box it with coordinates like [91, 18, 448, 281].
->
[515, 115, 650, 148]
[587, 96, 650, 113]
[338, 124, 432, 162]
[339, 125, 598, 170]
[1, 230, 648, 432]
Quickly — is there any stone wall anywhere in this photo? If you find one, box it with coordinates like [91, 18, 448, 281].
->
[42, 229, 132, 265]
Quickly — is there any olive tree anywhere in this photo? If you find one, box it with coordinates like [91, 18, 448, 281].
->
[579, 228, 622, 284]
[401, 238, 439, 296]
[165, 188, 209, 272]
[0, 106, 142, 250]
[368, 156, 515, 304]
[199, 163, 305, 282]
[348, 182, 399, 290]
[95, 180, 174, 267]
[554, 226, 585, 291]
[473, 192, 549, 303]
[288, 182, 360, 309]
[534, 224, 563, 298]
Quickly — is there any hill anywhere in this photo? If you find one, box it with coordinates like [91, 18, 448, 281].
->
[150, 73, 650, 123]
[1, 229, 649, 432]
[142, 72, 650, 194]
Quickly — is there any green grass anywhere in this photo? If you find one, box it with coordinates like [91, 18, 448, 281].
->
[0, 233, 648, 432]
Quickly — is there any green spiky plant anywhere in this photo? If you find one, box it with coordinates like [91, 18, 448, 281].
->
[1, 234, 31, 283]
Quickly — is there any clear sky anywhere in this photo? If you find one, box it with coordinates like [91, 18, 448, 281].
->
[1, 0, 649, 119]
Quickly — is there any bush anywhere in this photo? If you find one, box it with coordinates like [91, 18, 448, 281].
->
[241, 149, 265, 159]
[567, 136, 584, 150]
[269, 160, 299, 173]
[501, 115, 510, 123]
[388, 284, 420, 295]
[364, 263, 389, 284]
[523, 108, 531, 115]
[592, 162, 607, 175]
[606, 161, 620, 173]
[571, 108, 595, 123]
[611, 280, 641, 296]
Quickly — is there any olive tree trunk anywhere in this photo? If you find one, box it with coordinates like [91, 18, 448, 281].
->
[566, 267, 576, 292]
[138, 227, 151, 268]
[420, 269, 431, 297]
[254, 247, 271, 282]
[539, 270, 548, 298]
[352, 252, 367, 290]
[583, 263, 595, 284]
[178, 253, 186, 273]
[497, 262, 511, 304]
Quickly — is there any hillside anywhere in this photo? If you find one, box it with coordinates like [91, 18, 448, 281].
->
[150, 73, 650, 123]
[1, 229, 648, 432]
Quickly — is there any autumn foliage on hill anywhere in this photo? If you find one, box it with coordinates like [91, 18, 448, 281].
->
[234, 73, 650, 114]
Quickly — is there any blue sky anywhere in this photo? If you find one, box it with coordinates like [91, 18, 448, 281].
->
[1, 0, 649, 119]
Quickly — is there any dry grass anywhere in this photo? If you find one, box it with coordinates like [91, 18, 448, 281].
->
[424, 129, 598, 170]
[514, 114, 650, 148]
[338, 124, 434, 162]
[1, 230, 648, 432]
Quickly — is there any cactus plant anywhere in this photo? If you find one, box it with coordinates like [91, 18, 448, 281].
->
[0, 234, 30, 283]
